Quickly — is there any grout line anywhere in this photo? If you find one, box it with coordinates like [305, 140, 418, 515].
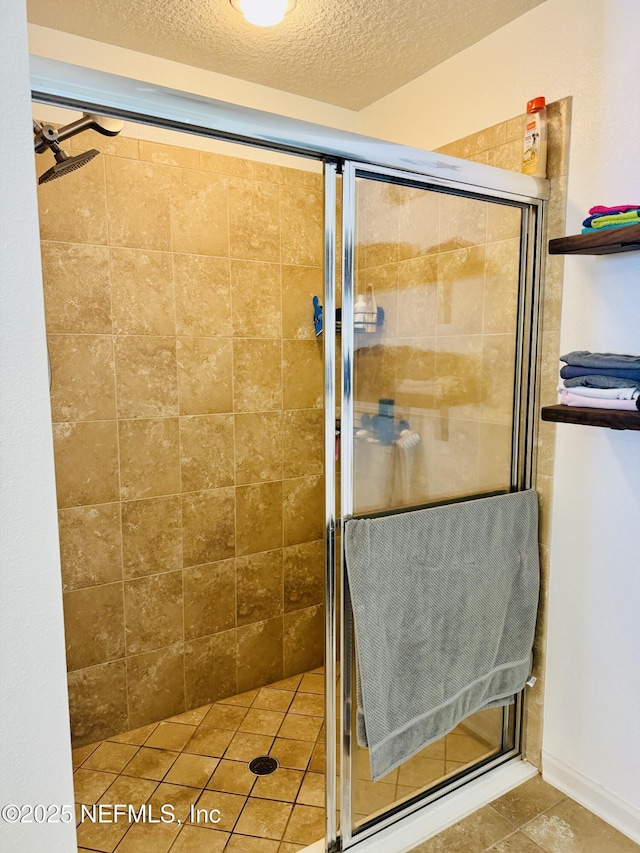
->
[165, 199, 190, 723]
[47, 331, 326, 342]
[52, 403, 323, 425]
[104, 231, 132, 738]
[38, 239, 324, 268]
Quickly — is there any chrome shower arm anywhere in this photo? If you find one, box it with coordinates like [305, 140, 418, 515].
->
[34, 113, 124, 153]
[56, 113, 124, 141]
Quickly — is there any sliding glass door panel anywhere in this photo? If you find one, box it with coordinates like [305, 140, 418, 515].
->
[339, 164, 540, 847]
[352, 177, 524, 516]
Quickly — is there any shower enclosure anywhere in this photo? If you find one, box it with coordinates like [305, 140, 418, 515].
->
[32, 56, 546, 853]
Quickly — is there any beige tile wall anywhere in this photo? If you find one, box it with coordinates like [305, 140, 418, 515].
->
[36, 127, 326, 746]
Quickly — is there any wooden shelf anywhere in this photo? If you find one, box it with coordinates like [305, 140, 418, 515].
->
[549, 223, 640, 255]
[546, 224, 640, 431]
[541, 404, 640, 431]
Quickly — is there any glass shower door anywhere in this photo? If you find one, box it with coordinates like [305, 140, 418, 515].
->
[337, 163, 541, 847]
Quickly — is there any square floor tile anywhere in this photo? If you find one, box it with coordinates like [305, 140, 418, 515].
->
[239, 709, 286, 736]
[74, 769, 118, 804]
[114, 821, 180, 852]
[235, 797, 293, 840]
[170, 824, 229, 852]
[296, 772, 324, 807]
[224, 731, 275, 762]
[299, 673, 324, 694]
[184, 726, 234, 758]
[73, 743, 100, 767]
[121, 747, 179, 781]
[490, 775, 565, 826]
[278, 714, 322, 742]
[82, 742, 139, 774]
[269, 738, 314, 771]
[148, 782, 201, 821]
[164, 753, 218, 788]
[207, 759, 257, 796]
[144, 722, 197, 751]
[76, 814, 130, 852]
[282, 803, 325, 845]
[289, 693, 324, 717]
[99, 774, 158, 807]
[201, 703, 248, 731]
[522, 798, 640, 853]
[251, 767, 304, 802]
[412, 804, 515, 853]
[253, 688, 295, 713]
[191, 790, 246, 833]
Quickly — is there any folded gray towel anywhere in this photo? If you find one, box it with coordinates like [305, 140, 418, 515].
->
[560, 350, 640, 369]
[345, 490, 540, 781]
[564, 375, 640, 391]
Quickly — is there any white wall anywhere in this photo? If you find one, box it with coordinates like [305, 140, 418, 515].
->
[0, 2, 76, 852]
[362, 0, 640, 841]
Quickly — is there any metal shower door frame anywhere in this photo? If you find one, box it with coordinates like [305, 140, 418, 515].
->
[335, 160, 545, 850]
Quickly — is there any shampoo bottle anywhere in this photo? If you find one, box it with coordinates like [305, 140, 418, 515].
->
[522, 96, 547, 178]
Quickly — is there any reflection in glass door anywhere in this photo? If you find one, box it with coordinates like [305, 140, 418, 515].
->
[338, 164, 541, 848]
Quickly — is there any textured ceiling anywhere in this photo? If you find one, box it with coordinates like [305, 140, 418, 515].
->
[27, 0, 545, 110]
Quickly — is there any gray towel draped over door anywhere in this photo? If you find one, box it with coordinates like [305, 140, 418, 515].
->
[344, 490, 540, 782]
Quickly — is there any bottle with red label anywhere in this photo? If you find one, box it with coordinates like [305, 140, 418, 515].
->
[522, 96, 547, 178]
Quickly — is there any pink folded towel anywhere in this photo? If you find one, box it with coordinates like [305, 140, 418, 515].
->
[559, 389, 638, 410]
[589, 204, 640, 215]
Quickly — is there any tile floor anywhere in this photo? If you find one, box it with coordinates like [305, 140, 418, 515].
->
[409, 775, 640, 853]
[73, 668, 328, 852]
[72, 665, 496, 852]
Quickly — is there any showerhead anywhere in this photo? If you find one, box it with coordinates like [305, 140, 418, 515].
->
[34, 112, 124, 184]
[38, 148, 100, 185]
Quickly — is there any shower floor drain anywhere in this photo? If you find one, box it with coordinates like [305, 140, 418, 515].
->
[248, 756, 279, 776]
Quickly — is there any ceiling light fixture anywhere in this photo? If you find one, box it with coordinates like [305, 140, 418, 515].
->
[230, 0, 296, 28]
